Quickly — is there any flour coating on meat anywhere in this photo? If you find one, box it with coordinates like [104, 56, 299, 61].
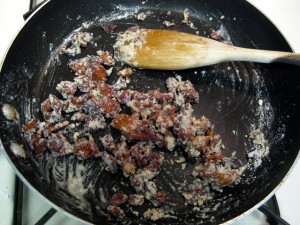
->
[22, 33, 250, 221]
[113, 26, 144, 65]
[60, 32, 93, 56]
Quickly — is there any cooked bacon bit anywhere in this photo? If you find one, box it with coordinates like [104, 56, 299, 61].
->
[146, 151, 164, 172]
[128, 90, 173, 104]
[111, 114, 139, 136]
[123, 91, 173, 118]
[192, 157, 241, 187]
[166, 77, 199, 105]
[98, 97, 121, 117]
[73, 135, 100, 158]
[28, 134, 47, 156]
[113, 77, 127, 90]
[96, 50, 115, 66]
[41, 120, 69, 138]
[153, 191, 167, 205]
[127, 144, 164, 178]
[215, 173, 235, 187]
[127, 99, 161, 118]
[194, 116, 212, 134]
[27, 133, 39, 150]
[163, 21, 175, 27]
[92, 64, 107, 81]
[101, 136, 138, 175]
[109, 193, 128, 206]
[40, 95, 64, 123]
[56, 81, 77, 98]
[84, 114, 106, 130]
[60, 32, 93, 56]
[131, 90, 157, 101]
[22, 119, 48, 155]
[41, 99, 52, 112]
[33, 138, 48, 156]
[101, 22, 117, 33]
[97, 83, 115, 98]
[203, 131, 223, 155]
[173, 104, 196, 142]
[130, 144, 152, 168]
[112, 114, 164, 144]
[177, 82, 199, 102]
[205, 154, 225, 160]
[117, 90, 133, 104]
[47, 134, 63, 153]
[50, 94, 64, 111]
[42, 111, 62, 124]
[122, 160, 137, 175]
[47, 133, 73, 155]
[154, 105, 176, 134]
[128, 194, 144, 206]
[190, 135, 210, 152]
[117, 67, 133, 77]
[182, 8, 189, 24]
[154, 92, 174, 104]
[74, 76, 97, 92]
[69, 55, 105, 77]
[69, 60, 85, 75]
[51, 121, 69, 132]
[41, 94, 64, 114]
[22, 118, 39, 134]
[71, 112, 86, 121]
[63, 95, 85, 113]
[70, 32, 93, 47]
[107, 205, 125, 219]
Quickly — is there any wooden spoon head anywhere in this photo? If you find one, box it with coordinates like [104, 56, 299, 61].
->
[113, 28, 223, 70]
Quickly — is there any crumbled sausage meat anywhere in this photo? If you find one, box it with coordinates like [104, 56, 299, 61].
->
[23, 43, 245, 221]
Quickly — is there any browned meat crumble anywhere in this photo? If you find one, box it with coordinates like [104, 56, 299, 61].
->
[59, 32, 93, 56]
[22, 46, 244, 220]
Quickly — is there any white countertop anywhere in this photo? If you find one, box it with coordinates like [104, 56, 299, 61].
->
[0, 0, 299, 224]
[0, 2, 31, 225]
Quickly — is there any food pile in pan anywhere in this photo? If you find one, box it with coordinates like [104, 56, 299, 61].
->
[21, 28, 248, 220]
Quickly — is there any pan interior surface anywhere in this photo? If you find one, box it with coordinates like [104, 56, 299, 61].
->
[0, 0, 299, 224]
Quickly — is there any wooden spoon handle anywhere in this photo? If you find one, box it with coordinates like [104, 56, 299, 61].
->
[271, 53, 300, 65]
[226, 46, 300, 66]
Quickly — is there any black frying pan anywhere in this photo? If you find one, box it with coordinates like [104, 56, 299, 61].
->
[0, 0, 299, 224]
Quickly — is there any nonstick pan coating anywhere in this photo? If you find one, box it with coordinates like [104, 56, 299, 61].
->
[0, 0, 299, 224]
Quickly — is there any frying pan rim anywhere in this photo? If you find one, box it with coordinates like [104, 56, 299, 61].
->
[0, 0, 299, 224]
[0, 0, 88, 223]
[222, 151, 300, 224]
[0, 0, 51, 73]
[245, 0, 297, 54]
[0, 143, 92, 225]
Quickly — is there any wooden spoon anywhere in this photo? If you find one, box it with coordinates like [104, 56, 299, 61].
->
[113, 28, 300, 70]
